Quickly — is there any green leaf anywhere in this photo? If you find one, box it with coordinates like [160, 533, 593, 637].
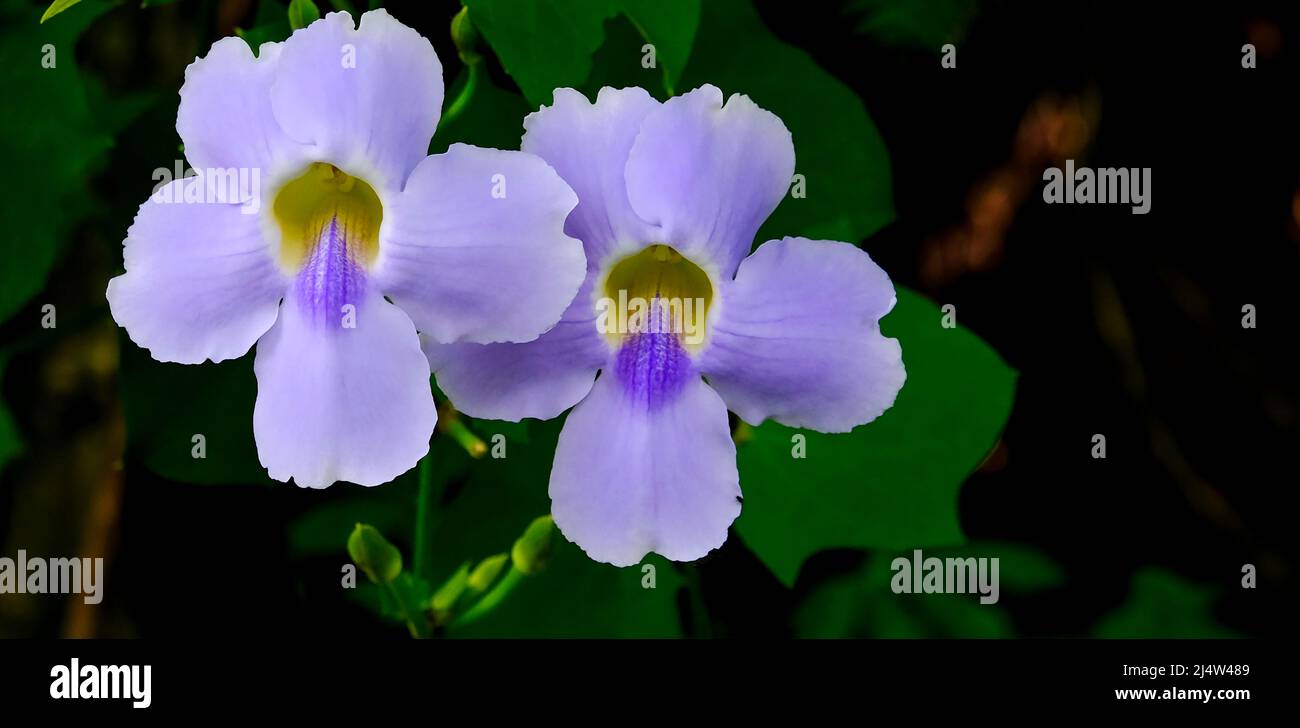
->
[734, 287, 1017, 586]
[616, 0, 699, 95]
[236, 0, 293, 52]
[463, 0, 619, 108]
[0, 0, 114, 323]
[287, 0, 320, 31]
[119, 339, 272, 485]
[681, 0, 893, 244]
[463, 0, 700, 105]
[1094, 568, 1240, 639]
[39, 0, 83, 24]
[846, 0, 980, 52]
[348, 523, 403, 583]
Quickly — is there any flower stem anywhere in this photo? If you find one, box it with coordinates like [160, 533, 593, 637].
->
[413, 453, 434, 580]
[452, 566, 525, 627]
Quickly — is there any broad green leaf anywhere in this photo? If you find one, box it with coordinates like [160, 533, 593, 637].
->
[0, 0, 114, 323]
[462, 0, 700, 105]
[1094, 568, 1239, 639]
[734, 287, 1017, 586]
[681, 0, 893, 244]
[616, 0, 699, 95]
[846, 0, 980, 52]
[119, 338, 272, 485]
[287, 0, 321, 31]
[462, 0, 619, 108]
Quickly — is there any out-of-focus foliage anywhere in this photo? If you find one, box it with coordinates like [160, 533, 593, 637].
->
[845, 0, 980, 51]
[0, 356, 19, 475]
[1094, 567, 1240, 639]
[795, 542, 1061, 638]
[0, 0, 113, 323]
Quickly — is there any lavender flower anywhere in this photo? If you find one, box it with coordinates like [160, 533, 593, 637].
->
[428, 86, 906, 565]
[107, 11, 585, 488]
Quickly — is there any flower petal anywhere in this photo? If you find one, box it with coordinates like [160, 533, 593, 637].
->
[269, 10, 443, 192]
[378, 143, 585, 345]
[253, 287, 435, 488]
[549, 368, 741, 566]
[697, 237, 905, 433]
[624, 85, 794, 277]
[177, 37, 303, 175]
[107, 180, 288, 364]
[425, 274, 606, 421]
[521, 87, 662, 267]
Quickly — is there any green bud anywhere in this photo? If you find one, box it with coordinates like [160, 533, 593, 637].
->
[431, 561, 471, 615]
[467, 553, 509, 592]
[511, 515, 555, 575]
[450, 6, 482, 65]
[347, 523, 402, 584]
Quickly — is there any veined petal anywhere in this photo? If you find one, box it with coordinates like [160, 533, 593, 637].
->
[425, 274, 607, 422]
[253, 284, 435, 489]
[697, 237, 905, 433]
[522, 87, 662, 268]
[550, 335, 741, 566]
[269, 10, 443, 193]
[177, 36, 304, 176]
[624, 85, 794, 278]
[107, 180, 288, 364]
[378, 143, 585, 345]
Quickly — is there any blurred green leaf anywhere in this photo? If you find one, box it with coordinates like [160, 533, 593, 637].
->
[0, 356, 20, 476]
[119, 339, 272, 484]
[39, 0, 83, 24]
[735, 287, 1017, 586]
[795, 542, 1059, 638]
[846, 0, 979, 52]
[287, 0, 320, 30]
[0, 0, 114, 323]
[1094, 567, 1240, 639]
[348, 523, 403, 583]
[681, 0, 893, 244]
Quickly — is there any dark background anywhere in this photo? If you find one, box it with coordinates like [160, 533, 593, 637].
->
[1, 0, 1296, 638]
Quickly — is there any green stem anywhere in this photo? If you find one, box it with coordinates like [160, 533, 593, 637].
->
[413, 454, 434, 580]
[452, 566, 525, 627]
[382, 580, 422, 638]
[439, 62, 482, 132]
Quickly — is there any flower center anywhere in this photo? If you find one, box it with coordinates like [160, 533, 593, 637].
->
[597, 244, 713, 352]
[272, 163, 383, 327]
[273, 163, 383, 272]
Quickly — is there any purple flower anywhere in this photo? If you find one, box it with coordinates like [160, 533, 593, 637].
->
[427, 86, 906, 565]
[107, 11, 586, 488]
